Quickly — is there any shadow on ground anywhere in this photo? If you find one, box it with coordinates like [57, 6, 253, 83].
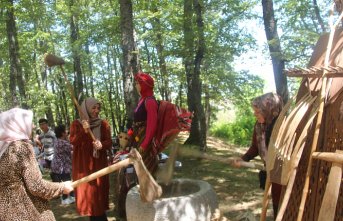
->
[49, 134, 274, 221]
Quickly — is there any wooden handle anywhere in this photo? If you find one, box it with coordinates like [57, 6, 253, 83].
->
[260, 178, 271, 221]
[59, 65, 98, 157]
[71, 158, 131, 188]
[178, 148, 264, 170]
[312, 151, 343, 164]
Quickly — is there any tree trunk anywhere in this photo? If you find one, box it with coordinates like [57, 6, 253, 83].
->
[106, 48, 117, 135]
[85, 41, 95, 97]
[193, 0, 207, 149]
[313, 0, 325, 33]
[119, 0, 139, 129]
[112, 45, 126, 132]
[51, 81, 62, 125]
[204, 84, 210, 133]
[262, 0, 289, 103]
[183, 0, 207, 150]
[69, 0, 83, 101]
[59, 81, 70, 127]
[6, 0, 27, 108]
[44, 69, 55, 127]
[151, 4, 171, 101]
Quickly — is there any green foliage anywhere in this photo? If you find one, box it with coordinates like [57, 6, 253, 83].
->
[275, 0, 330, 67]
[0, 0, 334, 145]
[210, 111, 255, 146]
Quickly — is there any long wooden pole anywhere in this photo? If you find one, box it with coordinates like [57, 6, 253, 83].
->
[260, 179, 271, 221]
[177, 148, 265, 170]
[59, 65, 99, 158]
[44, 53, 99, 158]
[315, 150, 343, 221]
[312, 152, 343, 164]
[71, 149, 162, 203]
[71, 158, 131, 188]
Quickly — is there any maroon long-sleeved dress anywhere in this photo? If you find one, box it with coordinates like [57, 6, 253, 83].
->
[70, 120, 112, 216]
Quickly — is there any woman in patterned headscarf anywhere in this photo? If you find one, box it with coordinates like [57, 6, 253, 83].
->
[232, 92, 283, 220]
[0, 108, 73, 221]
[69, 98, 112, 221]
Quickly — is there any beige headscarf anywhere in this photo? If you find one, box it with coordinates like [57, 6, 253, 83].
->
[79, 98, 102, 140]
[0, 108, 33, 159]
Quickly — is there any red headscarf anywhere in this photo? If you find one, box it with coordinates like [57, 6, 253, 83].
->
[134, 72, 154, 98]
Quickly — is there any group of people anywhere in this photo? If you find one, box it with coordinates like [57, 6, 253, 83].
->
[31, 118, 75, 205]
[0, 70, 284, 221]
[0, 72, 160, 221]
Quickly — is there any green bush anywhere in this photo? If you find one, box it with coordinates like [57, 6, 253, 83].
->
[210, 114, 255, 146]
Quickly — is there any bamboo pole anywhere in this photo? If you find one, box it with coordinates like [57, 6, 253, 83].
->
[296, 7, 343, 221]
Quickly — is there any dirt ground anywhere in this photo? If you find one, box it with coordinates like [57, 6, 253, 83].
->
[48, 134, 274, 221]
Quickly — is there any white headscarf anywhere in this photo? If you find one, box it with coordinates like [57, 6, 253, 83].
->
[0, 108, 33, 159]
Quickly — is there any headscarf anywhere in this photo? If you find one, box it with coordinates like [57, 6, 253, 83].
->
[0, 108, 33, 159]
[252, 92, 283, 162]
[252, 92, 283, 125]
[134, 72, 154, 98]
[79, 98, 102, 140]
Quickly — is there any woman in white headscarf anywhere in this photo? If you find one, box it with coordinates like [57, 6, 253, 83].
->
[69, 98, 112, 221]
[0, 108, 73, 221]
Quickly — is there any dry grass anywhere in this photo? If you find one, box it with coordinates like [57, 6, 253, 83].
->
[48, 134, 274, 221]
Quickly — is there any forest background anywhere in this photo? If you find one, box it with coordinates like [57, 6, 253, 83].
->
[0, 0, 334, 148]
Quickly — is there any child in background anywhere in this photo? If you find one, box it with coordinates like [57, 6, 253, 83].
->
[50, 125, 75, 205]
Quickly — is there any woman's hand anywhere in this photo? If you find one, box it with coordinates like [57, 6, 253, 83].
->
[81, 120, 90, 132]
[138, 146, 145, 154]
[128, 148, 142, 162]
[231, 158, 243, 168]
[93, 139, 102, 150]
[62, 181, 74, 194]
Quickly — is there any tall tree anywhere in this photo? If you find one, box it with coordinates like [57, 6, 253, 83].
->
[150, 2, 171, 101]
[5, 0, 27, 108]
[119, 0, 139, 129]
[262, 0, 289, 103]
[69, 0, 84, 100]
[183, 0, 207, 150]
[313, 0, 325, 32]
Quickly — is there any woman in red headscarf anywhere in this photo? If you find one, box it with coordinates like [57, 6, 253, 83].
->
[131, 72, 159, 173]
[116, 72, 159, 218]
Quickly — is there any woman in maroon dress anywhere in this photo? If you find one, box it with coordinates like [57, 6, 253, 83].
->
[70, 98, 112, 221]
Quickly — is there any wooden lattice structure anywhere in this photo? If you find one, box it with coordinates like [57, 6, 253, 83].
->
[279, 27, 343, 221]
